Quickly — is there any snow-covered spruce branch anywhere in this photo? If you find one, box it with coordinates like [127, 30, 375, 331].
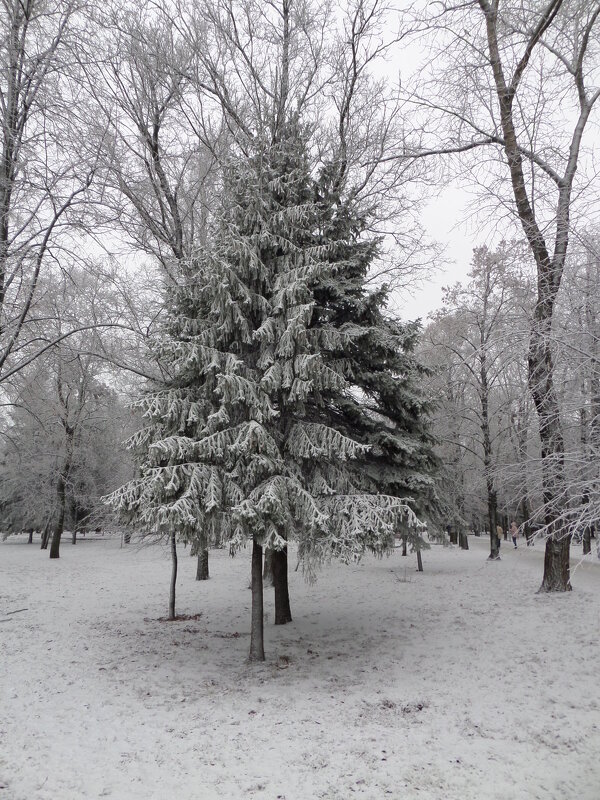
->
[286, 423, 371, 461]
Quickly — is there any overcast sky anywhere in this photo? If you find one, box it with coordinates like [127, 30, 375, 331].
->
[394, 185, 479, 322]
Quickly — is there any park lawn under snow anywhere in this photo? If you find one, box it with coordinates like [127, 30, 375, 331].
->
[0, 534, 598, 800]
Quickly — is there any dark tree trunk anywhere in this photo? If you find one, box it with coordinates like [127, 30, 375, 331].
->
[487, 488, 500, 560]
[27, 530, 33, 544]
[169, 530, 177, 620]
[71, 529, 77, 544]
[272, 546, 292, 625]
[416, 548, 423, 572]
[49, 421, 73, 560]
[530, 317, 570, 589]
[488, 530, 500, 560]
[459, 531, 469, 550]
[249, 537, 265, 662]
[538, 535, 571, 593]
[196, 548, 209, 580]
[40, 518, 51, 550]
[49, 474, 66, 560]
[402, 536, 408, 556]
[583, 526, 591, 556]
[525, 524, 534, 546]
[263, 546, 274, 586]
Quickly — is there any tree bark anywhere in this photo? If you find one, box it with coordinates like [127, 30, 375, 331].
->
[169, 530, 178, 620]
[40, 518, 51, 550]
[416, 548, 423, 572]
[249, 537, 265, 662]
[402, 535, 408, 556]
[487, 488, 500, 560]
[49, 473, 67, 560]
[263, 546, 274, 586]
[583, 526, 591, 555]
[196, 548, 209, 580]
[27, 530, 33, 544]
[539, 535, 571, 592]
[530, 319, 570, 589]
[71, 529, 76, 544]
[272, 546, 292, 625]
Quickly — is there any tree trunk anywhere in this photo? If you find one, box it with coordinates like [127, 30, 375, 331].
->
[416, 548, 423, 572]
[530, 319, 569, 589]
[488, 530, 500, 560]
[459, 531, 469, 550]
[263, 546, 274, 586]
[169, 530, 177, 620]
[538, 535, 571, 593]
[196, 548, 209, 580]
[249, 537, 265, 662]
[27, 530, 33, 544]
[583, 526, 591, 555]
[272, 546, 292, 625]
[487, 488, 500, 560]
[402, 536, 407, 556]
[40, 518, 51, 550]
[49, 421, 74, 560]
[49, 473, 66, 560]
[71, 529, 77, 544]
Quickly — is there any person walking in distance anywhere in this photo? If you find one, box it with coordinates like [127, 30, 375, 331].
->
[510, 520, 518, 549]
[496, 523, 503, 553]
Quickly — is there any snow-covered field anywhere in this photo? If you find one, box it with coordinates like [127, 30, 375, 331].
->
[1, 534, 598, 800]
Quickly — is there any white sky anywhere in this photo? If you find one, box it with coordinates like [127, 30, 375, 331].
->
[395, 185, 479, 322]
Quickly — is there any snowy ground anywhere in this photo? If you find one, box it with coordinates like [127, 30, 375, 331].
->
[1, 533, 598, 800]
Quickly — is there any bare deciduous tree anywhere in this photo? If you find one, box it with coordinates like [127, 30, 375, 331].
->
[425, 243, 532, 557]
[0, 0, 99, 380]
[409, 0, 600, 591]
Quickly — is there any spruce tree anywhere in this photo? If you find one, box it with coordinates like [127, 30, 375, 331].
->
[266, 173, 440, 620]
[108, 127, 421, 661]
[311, 169, 439, 528]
